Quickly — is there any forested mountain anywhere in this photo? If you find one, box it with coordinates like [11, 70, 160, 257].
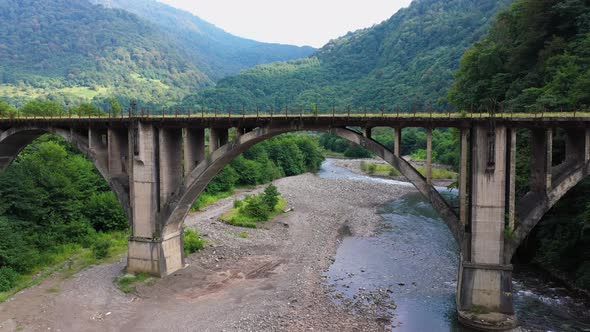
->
[448, 0, 590, 289]
[450, 0, 590, 111]
[0, 0, 213, 105]
[0, 0, 314, 107]
[92, 0, 315, 81]
[181, 0, 512, 111]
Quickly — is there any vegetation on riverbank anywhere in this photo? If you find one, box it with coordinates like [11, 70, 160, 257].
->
[221, 185, 287, 228]
[360, 161, 457, 180]
[191, 134, 324, 211]
[0, 135, 128, 296]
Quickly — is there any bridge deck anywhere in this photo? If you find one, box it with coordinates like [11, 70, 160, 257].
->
[1, 113, 590, 129]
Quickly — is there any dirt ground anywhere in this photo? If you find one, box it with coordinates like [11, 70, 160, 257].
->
[0, 165, 412, 332]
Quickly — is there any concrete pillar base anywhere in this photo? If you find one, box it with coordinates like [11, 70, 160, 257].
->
[457, 262, 517, 331]
[127, 231, 184, 277]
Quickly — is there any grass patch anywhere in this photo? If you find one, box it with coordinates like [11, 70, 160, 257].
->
[221, 197, 287, 228]
[238, 232, 249, 238]
[359, 161, 457, 179]
[46, 286, 60, 294]
[415, 166, 458, 179]
[115, 272, 152, 294]
[360, 161, 401, 176]
[221, 185, 287, 228]
[191, 190, 234, 211]
[0, 231, 128, 303]
[183, 228, 205, 256]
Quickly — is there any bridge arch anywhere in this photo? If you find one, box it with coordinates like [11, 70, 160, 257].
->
[160, 125, 463, 246]
[506, 159, 590, 262]
[0, 126, 131, 219]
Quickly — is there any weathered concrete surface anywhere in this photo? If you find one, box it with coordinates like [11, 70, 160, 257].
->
[457, 124, 516, 330]
[183, 128, 205, 178]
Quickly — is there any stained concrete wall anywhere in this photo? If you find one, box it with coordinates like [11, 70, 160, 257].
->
[159, 128, 183, 209]
[183, 128, 205, 178]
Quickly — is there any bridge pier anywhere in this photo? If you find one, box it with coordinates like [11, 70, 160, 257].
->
[457, 124, 517, 330]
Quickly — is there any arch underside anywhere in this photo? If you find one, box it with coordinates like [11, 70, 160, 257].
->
[506, 160, 590, 261]
[0, 127, 131, 219]
[161, 125, 464, 246]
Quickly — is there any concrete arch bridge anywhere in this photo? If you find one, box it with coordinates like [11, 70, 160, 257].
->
[1, 114, 588, 330]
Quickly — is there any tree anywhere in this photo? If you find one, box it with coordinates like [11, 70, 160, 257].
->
[109, 97, 123, 117]
[20, 100, 62, 117]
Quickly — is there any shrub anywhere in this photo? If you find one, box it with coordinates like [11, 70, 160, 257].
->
[183, 229, 205, 256]
[0, 267, 20, 292]
[262, 185, 279, 210]
[85, 192, 128, 232]
[367, 164, 377, 175]
[240, 195, 271, 221]
[233, 199, 243, 208]
[344, 145, 372, 158]
[91, 239, 111, 259]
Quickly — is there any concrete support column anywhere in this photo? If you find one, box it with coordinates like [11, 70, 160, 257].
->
[107, 128, 128, 176]
[426, 128, 433, 184]
[209, 128, 228, 152]
[89, 128, 108, 171]
[530, 128, 552, 193]
[507, 128, 517, 231]
[457, 124, 516, 330]
[183, 128, 205, 178]
[127, 122, 184, 277]
[564, 129, 586, 164]
[159, 128, 183, 209]
[585, 129, 590, 162]
[393, 127, 402, 157]
[459, 128, 469, 226]
[363, 127, 372, 139]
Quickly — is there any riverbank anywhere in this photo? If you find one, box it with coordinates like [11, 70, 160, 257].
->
[329, 158, 456, 187]
[0, 163, 412, 331]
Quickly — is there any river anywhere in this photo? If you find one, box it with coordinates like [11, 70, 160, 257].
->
[318, 159, 590, 332]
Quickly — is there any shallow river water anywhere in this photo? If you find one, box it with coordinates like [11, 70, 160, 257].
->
[318, 159, 590, 332]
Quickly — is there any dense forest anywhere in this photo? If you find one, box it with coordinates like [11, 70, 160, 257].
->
[450, 0, 590, 111]
[91, 0, 315, 81]
[180, 0, 512, 111]
[0, 0, 211, 105]
[0, 136, 127, 293]
[0, 0, 313, 108]
[449, 0, 590, 289]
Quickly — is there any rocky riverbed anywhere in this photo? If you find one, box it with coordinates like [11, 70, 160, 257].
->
[0, 165, 412, 332]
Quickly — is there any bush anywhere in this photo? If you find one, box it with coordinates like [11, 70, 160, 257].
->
[344, 145, 372, 158]
[91, 239, 111, 259]
[240, 195, 271, 221]
[183, 229, 205, 255]
[0, 267, 20, 292]
[367, 164, 377, 175]
[85, 192, 128, 232]
[233, 199, 243, 208]
[262, 185, 279, 210]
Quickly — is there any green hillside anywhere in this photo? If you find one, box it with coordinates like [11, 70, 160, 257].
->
[0, 0, 213, 106]
[181, 0, 512, 111]
[450, 0, 590, 111]
[92, 0, 316, 81]
[448, 0, 590, 289]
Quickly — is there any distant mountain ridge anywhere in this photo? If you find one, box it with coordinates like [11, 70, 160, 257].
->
[92, 0, 316, 80]
[183, 0, 513, 111]
[0, 0, 314, 107]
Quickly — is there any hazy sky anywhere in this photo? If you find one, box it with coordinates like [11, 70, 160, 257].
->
[158, 0, 413, 48]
